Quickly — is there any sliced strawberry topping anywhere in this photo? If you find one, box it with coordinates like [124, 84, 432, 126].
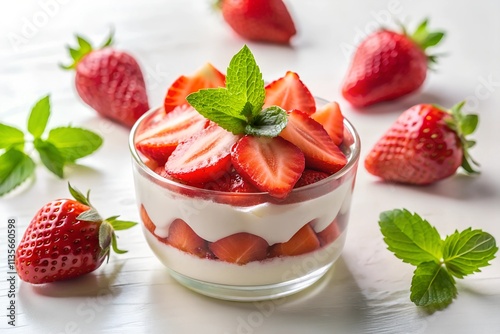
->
[167, 219, 208, 258]
[269, 224, 320, 257]
[165, 123, 240, 185]
[164, 63, 226, 112]
[316, 221, 341, 247]
[294, 169, 331, 188]
[209, 232, 269, 265]
[204, 170, 259, 193]
[280, 110, 347, 174]
[264, 71, 316, 115]
[311, 101, 344, 146]
[231, 135, 305, 198]
[136, 105, 209, 165]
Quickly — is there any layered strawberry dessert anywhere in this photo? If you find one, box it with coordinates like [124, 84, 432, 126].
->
[130, 46, 360, 298]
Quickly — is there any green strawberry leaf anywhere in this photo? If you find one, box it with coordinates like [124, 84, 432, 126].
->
[109, 219, 138, 231]
[225, 44, 265, 118]
[98, 222, 113, 258]
[47, 126, 103, 162]
[410, 261, 456, 308]
[111, 232, 128, 254]
[61, 29, 113, 70]
[443, 228, 497, 279]
[77, 208, 103, 222]
[379, 209, 443, 266]
[0, 149, 35, 196]
[68, 182, 92, 206]
[34, 138, 65, 178]
[245, 106, 288, 137]
[0, 123, 25, 150]
[27, 95, 51, 139]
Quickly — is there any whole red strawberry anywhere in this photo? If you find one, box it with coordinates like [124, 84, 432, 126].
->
[364, 102, 479, 185]
[342, 19, 445, 108]
[219, 0, 297, 44]
[61, 30, 149, 127]
[15, 184, 137, 284]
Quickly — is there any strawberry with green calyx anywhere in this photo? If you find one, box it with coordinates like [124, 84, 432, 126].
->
[15, 183, 137, 284]
[342, 18, 445, 108]
[365, 102, 479, 185]
[61, 29, 149, 127]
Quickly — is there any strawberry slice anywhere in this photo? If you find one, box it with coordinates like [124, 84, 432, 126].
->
[204, 170, 259, 193]
[264, 71, 316, 115]
[231, 136, 305, 198]
[269, 224, 320, 257]
[136, 105, 209, 165]
[316, 221, 341, 247]
[165, 123, 240, 185]
[294, 169, 331, 188]
[280, 110, 347, 174]
[311, 101, 344, 146]
[167, 219, 209, 258]
[164, 63, 226, 112]
[209, 232, 269, 265]
[140, 204, 167, 242]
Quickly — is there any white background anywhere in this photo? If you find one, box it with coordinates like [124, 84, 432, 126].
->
[1, 0, 499, 333]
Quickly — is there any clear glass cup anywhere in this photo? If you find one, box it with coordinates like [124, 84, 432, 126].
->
[129, 99, 361, 301]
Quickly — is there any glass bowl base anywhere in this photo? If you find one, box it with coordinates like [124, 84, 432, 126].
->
[168, 263, 334, 302]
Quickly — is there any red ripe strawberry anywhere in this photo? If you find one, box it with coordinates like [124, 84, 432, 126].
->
[365, 102, 479, 185]
[167, 219, 209, 258]
[316, 221, 341, 247]
[15, 184, 136, 284]
[135, 105, 209, 165]
[164, 63, 226, 112]
[209, 232, 269, 265]
[280, 110, 347, 174]
[342, 19, 445, 107]
[269, 224, 320, 257]
[264, 71, 316, 115]
[165, 123, 240, 185]
[231, 135, 305, 198]
[294, 169, 331, 188]
[311, 101, 344, 146]
[61, 31, 149, 127]
[219, 0, 297, 44]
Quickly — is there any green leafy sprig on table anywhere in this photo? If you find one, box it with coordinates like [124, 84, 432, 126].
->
[186, 44, 287, 137]
[0, 95, 103, 196]
[379, 209, 497, 309]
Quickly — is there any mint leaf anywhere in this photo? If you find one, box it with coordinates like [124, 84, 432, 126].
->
[245, 106, 288, 137]
[443, 229, 497, 279]
[187, 88, 247, 134]
[34, 138, 65, 178]
[410, 261, 456, 308]
[226, 44, 265, 118]
[379, 209, 443, 265]
[0, 149, 35, 196]
[187, 45, 285, 137]
[0, 123, 24, 150]
[47, 126, 103, 162]
[27, 95, 51, 138]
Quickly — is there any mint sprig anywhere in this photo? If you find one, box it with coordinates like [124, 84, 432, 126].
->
[0, 95, 103, 196]
[379, 209, 497, 309]
[186, 45, 287, 137]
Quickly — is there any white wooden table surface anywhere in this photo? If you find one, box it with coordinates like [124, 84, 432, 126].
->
[1, 1, 500, 333]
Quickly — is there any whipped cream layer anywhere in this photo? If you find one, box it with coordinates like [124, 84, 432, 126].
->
[134, 170, 354, 245]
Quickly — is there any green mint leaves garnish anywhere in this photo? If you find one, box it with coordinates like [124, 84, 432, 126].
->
[0, 95, 103, 196]
[186, 45, 287, 137]
[379, 209, 497, 310]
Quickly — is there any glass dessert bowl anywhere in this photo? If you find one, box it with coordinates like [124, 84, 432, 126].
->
[129, 45, 360, 301]
[129, 102, 360, 301]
